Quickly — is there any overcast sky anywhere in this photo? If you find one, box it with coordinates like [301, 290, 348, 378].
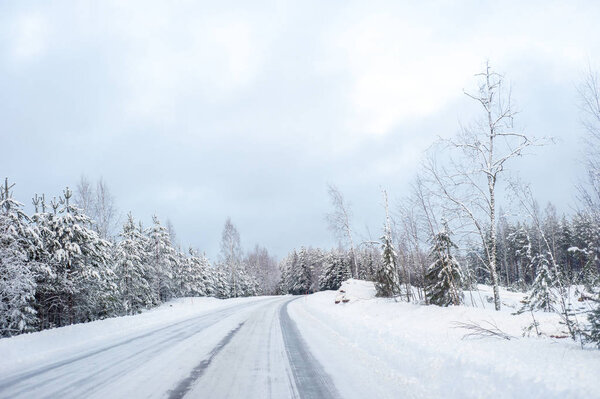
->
[2, 1, 599, 259]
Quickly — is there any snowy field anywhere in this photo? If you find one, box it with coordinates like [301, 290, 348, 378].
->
[0, 282, 598, 398]
[289, 280, 600, 399]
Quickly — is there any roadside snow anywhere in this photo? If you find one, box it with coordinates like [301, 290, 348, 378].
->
[289, 279, 600, 399]
[0, 296, 269, 376]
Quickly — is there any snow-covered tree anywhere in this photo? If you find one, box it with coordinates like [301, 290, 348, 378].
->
[0, 179, 39, 336]
[212, 267, 230, 299]
[44, 187, 116, 325]
[319, 251, 351, 291]
[219, 218, 245, 297]
[519, 253, 557, 313]
[507, 223, 533, 288]
[288, 247, 313, 295]
[376, 191, 400, 297]
[586, 297, 600, 347]
[425, 222, 463, 306]
[146, 215, 176, 303]
[244, 245, 280, 295]
[174, 248, 210, 297]
[114, 213, 153, 314]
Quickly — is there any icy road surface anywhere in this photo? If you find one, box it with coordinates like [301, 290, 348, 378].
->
[0, 297, 339, 399]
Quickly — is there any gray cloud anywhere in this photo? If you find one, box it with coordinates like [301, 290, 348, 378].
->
[1, 1, 598, 260]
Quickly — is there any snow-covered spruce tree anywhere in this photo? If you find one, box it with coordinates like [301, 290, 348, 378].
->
[319, 251, 351, 291]
[425, 222, 463, 306]
[0, 179, 39, 336]
[357, 247, 380, 281]
[176, 248, 210, 297]
[376, 191, 400, 298]
[47, 188, 116, 325]
[29, 194, 61, 330]
[212, 267, 230, 299]
[146, 215, 176, 303]
[507, 224, 532, 289]
[289, 247, 313, 295]
[277, 251, 296, 294]
[519, 253, 557, 313]
[570, 212, 600, 287]
[586, 297, 600, 347]
[114, 213, 153, 314]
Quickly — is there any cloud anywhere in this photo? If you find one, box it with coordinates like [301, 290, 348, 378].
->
[320, 1, 600, 140]
[104, 4, 268, 123]
[321, 12, 479, 138]
[9, 12, 49, 62]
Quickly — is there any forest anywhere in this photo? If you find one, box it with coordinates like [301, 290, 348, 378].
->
[1, 63, 600, 349]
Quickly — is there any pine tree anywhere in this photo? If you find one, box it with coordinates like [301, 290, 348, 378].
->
[425, 222, 463, 306]
[146, 215, 176, 303]
[376, 192, 400, 297]
[288, 247, 313, 295]
[519, 253, 557, 313]
[45, 187, 115, 325]
[508, 224, 532, 289]
[114, 213, 153, 314]
[319, 251, 351, 291]
[189, 248, 210, 296]
[0, 180, 39, 336]
[212, 267, 230, 298]
[586, 298, 600, 347]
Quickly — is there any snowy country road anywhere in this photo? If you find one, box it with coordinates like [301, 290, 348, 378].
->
[0, 297, 339, 399]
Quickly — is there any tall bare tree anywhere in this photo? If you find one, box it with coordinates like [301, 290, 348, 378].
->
[426, 62, 542, 311]
[74, 175, 94, 216]
[219, 217, 243, 297]
[74, 176, 118, 240]
[578, 66, 600, 221]
[94, 178, 118, 240]
[326, 184, 359, 278]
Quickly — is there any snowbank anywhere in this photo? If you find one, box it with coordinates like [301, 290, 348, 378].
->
[289, 279, 600, 399]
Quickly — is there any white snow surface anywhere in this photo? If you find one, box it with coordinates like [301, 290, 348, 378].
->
[0, 283, 598, 398]
[0, 296, 268, 376]
[289, 279, 600, 399]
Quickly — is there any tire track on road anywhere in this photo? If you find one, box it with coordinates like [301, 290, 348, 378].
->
[168, 322, 246, 399]
[280, 298, 340, 399]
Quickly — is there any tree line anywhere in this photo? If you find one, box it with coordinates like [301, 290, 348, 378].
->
[278, 63, 600, 347]
[0, 181, 279, 337]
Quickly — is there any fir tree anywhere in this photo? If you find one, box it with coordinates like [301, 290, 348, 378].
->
[519, 253, 557, 313]
[289, 247, 313, 295]
[45, 187, 115, 325]
[181, 248, 210, 297]
[319, 251, 351, 291]
[425, 222, 463, 306]
[586, 297, 600, 347]
[146, 215, 176, 303]
[114, 213, 153, 314]
[0, 180, 39, 336]
[376, 192, 400, 297]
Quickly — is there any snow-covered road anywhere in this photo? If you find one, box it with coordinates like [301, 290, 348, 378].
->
[1, 282, 599, 399]
[0, 297, 339, 399]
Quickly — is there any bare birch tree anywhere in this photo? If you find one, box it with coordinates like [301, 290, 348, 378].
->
[426, 62, 543, 311]
[577, 66, 600, 221]
[94, 178, 118, 240]
[326, 184, 359, 278]
[74, 176, 118, 240]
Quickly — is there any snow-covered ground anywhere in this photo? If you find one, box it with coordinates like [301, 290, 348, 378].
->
[0, 283, 598, 398]
[0, 295, 269, 377]
[289, 279, 600, 399]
